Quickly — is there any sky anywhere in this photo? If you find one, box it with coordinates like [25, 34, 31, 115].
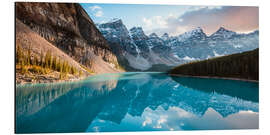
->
[80, 3, 259, 36]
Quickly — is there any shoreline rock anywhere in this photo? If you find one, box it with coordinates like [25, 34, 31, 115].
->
[15, 71, 91, 86]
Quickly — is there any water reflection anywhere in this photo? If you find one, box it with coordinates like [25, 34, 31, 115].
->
[16, 72, 259, 133]
[171, 76, 259, 102]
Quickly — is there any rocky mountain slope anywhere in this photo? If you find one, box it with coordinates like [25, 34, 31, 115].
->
[97, 19, 259, 71]
[16, 18, 91, 84]
[16, 2, 122, 75]
[170, 27, 259, 61]
[16, 18, 85, 72]
[97, 19, 181, 71]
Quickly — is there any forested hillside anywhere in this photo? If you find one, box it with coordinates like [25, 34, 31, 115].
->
[170, 49, 259, 81]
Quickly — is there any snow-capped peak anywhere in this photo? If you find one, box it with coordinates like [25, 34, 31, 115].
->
[130, 27, 144, 33]
[184, 27, 204, 36]
[177, 27, 206, 41]
[161, 33, 170, 40]
[129, 27, 147, 38]
[98, 18, 125, 30]
[210, 27, 236, 39]
[107, 18, 122, 23]
[193, 27, 204, 33]
[149, 33, 159, 38]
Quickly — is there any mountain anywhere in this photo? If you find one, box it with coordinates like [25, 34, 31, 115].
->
[97, 19, 259, 71]
[177, 27, 207, 43]
[170, 27, 258, 60]
[97, 19, 181, 71]
[16, 18, 91, 84]
[209, 27, 236, 40]
[16, 2, 122, 77]
[161, 33, 170, 41]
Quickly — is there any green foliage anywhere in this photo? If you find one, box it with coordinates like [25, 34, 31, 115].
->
[26, 46, 31, 66]
[80, 64, 93, 74]
[40, 51, 44, 67]
[79, 70, 83, 77]
[16, 45, 24, 64]
[32, 65, 40, 74]
[44, 50, 52, 69]
[170, 48, 259, 80]
[57, 57, 61, 71]
[71, 66, 78, 75]
[16, 47, 80, 79]
[52, 56, 57, 70]
[21, 60, 28, 74]
[33, 55, 38, 66]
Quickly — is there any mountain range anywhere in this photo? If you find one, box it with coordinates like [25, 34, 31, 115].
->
[15, 2, 259, 82]
[97, 19, 259, 71]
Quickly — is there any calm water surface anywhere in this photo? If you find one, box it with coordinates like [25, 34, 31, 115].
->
[16, 72, 259, 133]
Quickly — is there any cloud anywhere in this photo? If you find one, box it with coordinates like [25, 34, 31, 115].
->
[142, 17, 152, 27]
[90, 5, 101, 11]
[177, 6, 259, 35]
[142, 15, 170, 35]
[95, 10, 103, 17]
[144, 6, 258, 36]
[153, 16, 167, 28]
[89, 5, 103, 17]
[142, 14, 188, 36]
[187, 6, 223, 11]
[142, 16, 167, 29]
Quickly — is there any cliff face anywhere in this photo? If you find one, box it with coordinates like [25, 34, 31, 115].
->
[15, 2, 119, 70]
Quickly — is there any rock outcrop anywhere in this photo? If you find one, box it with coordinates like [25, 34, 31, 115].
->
[15, 2, 120, 73]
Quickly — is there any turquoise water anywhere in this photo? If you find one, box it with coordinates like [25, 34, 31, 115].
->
[15, 72, 259, 133]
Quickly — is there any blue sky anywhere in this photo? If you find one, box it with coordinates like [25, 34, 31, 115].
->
[80, 3, 258, 36]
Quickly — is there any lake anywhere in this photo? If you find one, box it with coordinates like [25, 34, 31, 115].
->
[15, 72, 259, 133]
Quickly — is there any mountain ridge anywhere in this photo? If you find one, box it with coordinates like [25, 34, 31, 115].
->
[97, 18, 259, 71]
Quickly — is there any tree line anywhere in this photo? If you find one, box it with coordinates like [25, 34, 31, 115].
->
[16, 45, 83, 79]
[170, 48, 259, 81]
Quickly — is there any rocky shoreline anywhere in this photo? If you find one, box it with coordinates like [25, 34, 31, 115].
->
[16, 71, 90, 85]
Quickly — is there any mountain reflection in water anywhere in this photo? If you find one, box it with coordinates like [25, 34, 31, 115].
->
[16, 72, 258, 133]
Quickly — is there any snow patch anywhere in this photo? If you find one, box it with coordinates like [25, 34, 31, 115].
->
[213, 50, 223, 57]
[234, 44, 243, 48]
[173, 54, 181, 60]
[108, 18, 121, 23]
[182, 56, 196, 61]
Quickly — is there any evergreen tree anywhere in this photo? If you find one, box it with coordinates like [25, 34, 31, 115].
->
[71, 66, 78, 75]
[57, 57, 61, 72]
[52, 56, 57, 70]
[45, 50, 52, 69]
[16, 45, 23, 64]
[40, 51, 44, 67]
[26, 46, 31, 66]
